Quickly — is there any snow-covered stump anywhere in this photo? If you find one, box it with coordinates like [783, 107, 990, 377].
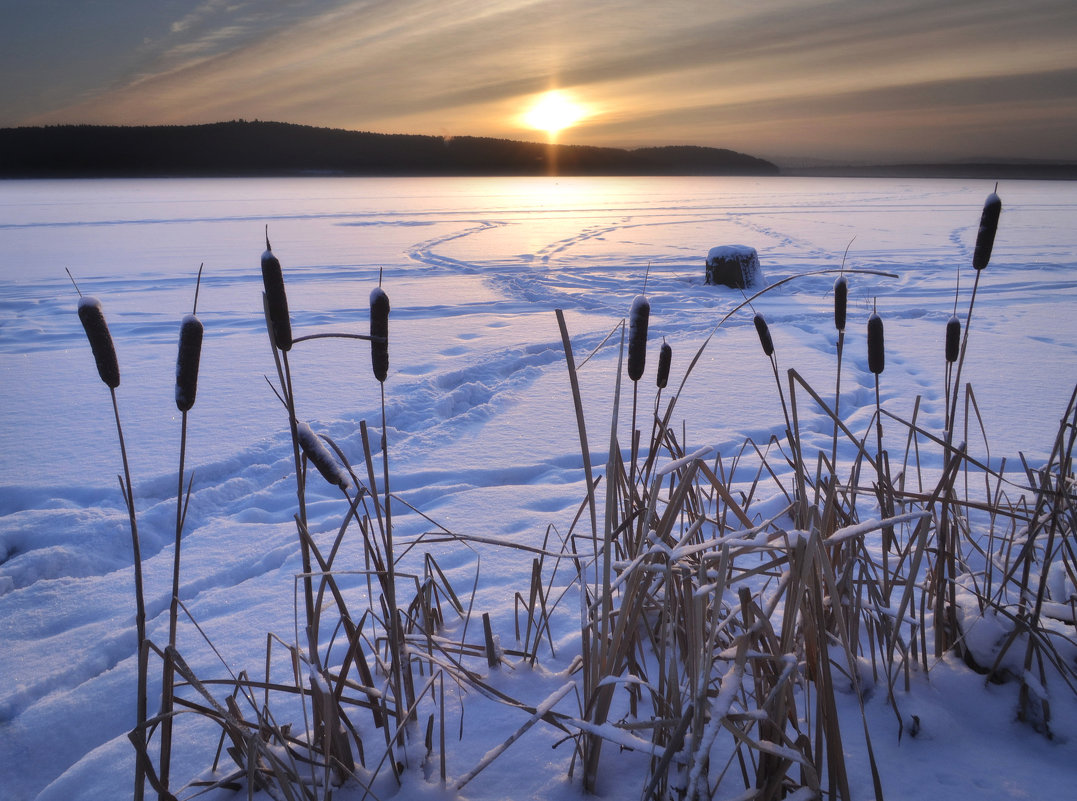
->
[706, 245, 762, 288]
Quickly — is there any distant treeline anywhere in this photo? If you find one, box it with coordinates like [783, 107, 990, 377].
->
[0, 121, 780, 178]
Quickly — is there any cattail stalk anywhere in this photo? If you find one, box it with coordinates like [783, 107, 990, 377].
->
[754, 312, 792, 442]
[947, 190, 1002, 439]
[297, 422, 351, 490]
[754, 311, 806, 526]
[259, 236, 317, 667]
[284, 348, 316, 671]
[367, 283, 407, 729]
[262, 231, 292, 351]
[831, 276, 848, 475]
[867, 308, 895, 602]
[76, 293, 146, 801]
[867, 312, 884, 376]
[937, 190, 1002, 656]
[370, 287, 390, 383]
[78, 297, 121, 388]
[973, 191, 1002, 270]
[174, 315, 203, 412]
[627, 295, 650, 493]
[753, 312, 774, 357]
[943, 315, 961, 430]
[627, 295, 650, 382]
[381, 363, 408, 732]
[113, 385, 148, 801]
[833, 276, 848, 333]
[656, 341, 672, 390]
[641, 340, 673, 488]
[160, 267, 203, 799]
[945, 315, 961, 365]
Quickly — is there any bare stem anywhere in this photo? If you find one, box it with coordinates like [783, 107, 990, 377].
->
[158, 409, 189, 798]
[111, 387, 146, 801]
[381, 382, 408, 732]
[282, 350, 317, 668]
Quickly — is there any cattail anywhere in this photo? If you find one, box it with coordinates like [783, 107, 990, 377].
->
[972, 191, 1002, 270]
[867, 312, 885, 374]
[656, 342, 672, 389]
[78, 296, 120, 389]
[834, 276, 848, 332]
[753, 313, 774, 357]
[945, 315, 961, 364]
[297, 422, 351, 490]
[261, 236, 292, 351]
[627, 294, 650, 382]
[370, 286, 390, 382]
[175, 314, 203, 411]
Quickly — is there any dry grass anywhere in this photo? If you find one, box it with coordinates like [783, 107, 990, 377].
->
[77, 193, 1077, 801]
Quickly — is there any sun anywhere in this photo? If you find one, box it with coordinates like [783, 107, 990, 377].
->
[521, 90, 589, 137]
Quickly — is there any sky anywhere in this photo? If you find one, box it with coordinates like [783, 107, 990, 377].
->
[3, 0, 1077, 165]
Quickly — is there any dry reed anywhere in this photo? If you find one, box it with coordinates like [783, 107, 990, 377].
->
[74, 286, 147, 801]
[78, 192, 1077, 801]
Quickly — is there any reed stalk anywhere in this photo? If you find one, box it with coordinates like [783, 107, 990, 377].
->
[111, 386, 148, 801]
[72, 279, 148, 801]
[832, 274, 848, 475]
[937, 190, 1001, 655]
[159, 265, 203, 799]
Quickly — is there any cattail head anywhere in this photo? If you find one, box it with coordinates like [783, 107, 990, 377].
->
[656, 341, 672, 389]
[972, 191, 1002, 271]
[78, 296, 120, 389]
[945, 315, 961, 364]
[261, 238, 292, 351]
[753, 312, 774, 357]
[370, 286, 390, 382]
[175, 314, 204, 411]
[627, 294, 650, 382]
[834, 276, 848, 332]
[297, 422, 351, 491]
[867, 312, 885, 374]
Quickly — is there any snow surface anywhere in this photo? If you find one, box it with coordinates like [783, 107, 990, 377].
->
[1, 176, 1076, 800]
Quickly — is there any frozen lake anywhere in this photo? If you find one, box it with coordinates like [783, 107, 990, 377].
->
[1, 176, 1075, 488]
[2, 175, 1076, 800]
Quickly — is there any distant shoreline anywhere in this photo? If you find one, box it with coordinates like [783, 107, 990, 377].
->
[0, 120, 778, 179]
[1, 120, 1073, 180]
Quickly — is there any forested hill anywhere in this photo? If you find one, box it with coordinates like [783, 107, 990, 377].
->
[0, 121, 779, 178]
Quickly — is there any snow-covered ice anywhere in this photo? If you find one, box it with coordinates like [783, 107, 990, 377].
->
[1, 175, 1076, 800]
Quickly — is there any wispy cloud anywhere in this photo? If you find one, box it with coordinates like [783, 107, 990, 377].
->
[169, 0, 236, 35]
[11, 0, 1077, 161]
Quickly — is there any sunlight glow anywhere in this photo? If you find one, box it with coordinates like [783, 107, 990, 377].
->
[520, 90, 589, 136]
